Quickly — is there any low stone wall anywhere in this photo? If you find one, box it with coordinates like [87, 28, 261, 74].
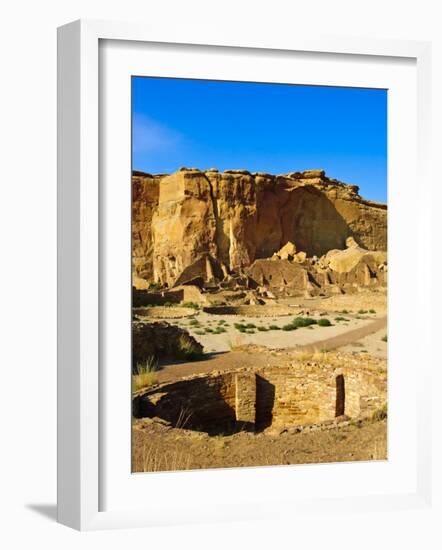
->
[202, 304, 298, 317]
[134, 306, 196, 319]
[132, 321, 203, 372]
[133, 361, 386, 433]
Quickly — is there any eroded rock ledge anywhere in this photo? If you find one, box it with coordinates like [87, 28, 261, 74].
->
[132, 168, 387, 290]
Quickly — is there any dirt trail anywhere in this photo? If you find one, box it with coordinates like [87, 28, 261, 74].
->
[157, 351, 280, 383]
[157, 316, 387, 383]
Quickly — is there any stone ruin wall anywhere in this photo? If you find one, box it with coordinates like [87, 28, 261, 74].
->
[133, 364, 387, 432]
[132, 169, 388, 288]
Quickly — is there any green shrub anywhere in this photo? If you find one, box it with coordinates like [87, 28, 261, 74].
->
[257, 326, 269, 332]
[194, 330, 205, 335]
[340, 309, 349, 314]
[335, 316, 349, 322]
[245, 323, 256, 329]
[358, 309, 368, 314]
[268, 325, 281, 330]
[181, 301, 200, 310]
[382, 334, 388, 342]
[369, 309, 376, 314]
[317, 318, 332, 327]
[176, 335, 203, 361]
[292, 317, 317, 328]
[282, 324, 297, 331]
[189, 319, 200, 326]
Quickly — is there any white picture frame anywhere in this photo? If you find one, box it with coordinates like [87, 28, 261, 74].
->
[57, 19, 433, 531]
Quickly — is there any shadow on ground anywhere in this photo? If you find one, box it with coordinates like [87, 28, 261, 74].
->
[26, 503, 57, 522]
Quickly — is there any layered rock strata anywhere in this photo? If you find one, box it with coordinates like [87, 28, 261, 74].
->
[132, 168, 387, 289]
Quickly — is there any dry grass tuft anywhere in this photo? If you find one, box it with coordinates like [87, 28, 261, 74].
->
[132, 371, 158, 392]
[132, 355, 159, 391]
[135, 442, 193, 472]
[228, 333, 245, 351]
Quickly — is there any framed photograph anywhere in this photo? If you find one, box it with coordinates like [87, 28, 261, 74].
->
[57, 19, 432, 530]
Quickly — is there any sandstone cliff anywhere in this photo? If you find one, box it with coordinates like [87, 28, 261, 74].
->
[132, 168, 387, 289]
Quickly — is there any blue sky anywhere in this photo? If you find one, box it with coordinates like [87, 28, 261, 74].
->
[132, 77, 387, 203]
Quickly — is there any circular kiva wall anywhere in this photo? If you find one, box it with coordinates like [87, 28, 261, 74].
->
[202, 305, 295, 317]
[133, 364, 386, 434]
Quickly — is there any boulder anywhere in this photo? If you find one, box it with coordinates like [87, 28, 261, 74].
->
[274, 241, 297, 260]
[246, 259, 309, 291]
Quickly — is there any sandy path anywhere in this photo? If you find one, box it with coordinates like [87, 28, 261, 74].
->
[297, 316, 387, 352]
[157, 350, 281, 383]
[157, 316, 387, 383]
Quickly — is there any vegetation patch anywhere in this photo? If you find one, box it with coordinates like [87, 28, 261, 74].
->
[132, 356, 160, 392]
[175, 335, 204, 361]
[181, 302, 201, 310]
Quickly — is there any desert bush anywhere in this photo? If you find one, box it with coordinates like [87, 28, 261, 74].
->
[257, 326, 269, 332]
[369, 309, 376, 314]
[245, 323, 256, 329]
[292, 317, 317, 328]
[282, 317, 318, 331]
[194, 330, 205, 335]
[176, 335, 204, 361]
[181, 301, 200, 310]
[234, 322, 248, 332]
[134, 355, 160, 373]
[132, 356, 160, 391]
[132, 371, 158, 392]
[189, 319, 200, 326]
[334, 316, 349, 322]
[317, 318, 332, 327]
[268, 324, 281, 330]
[371, 403, 388, 421]
[358, 309, 368, 314]
[382, 334, 388, 342]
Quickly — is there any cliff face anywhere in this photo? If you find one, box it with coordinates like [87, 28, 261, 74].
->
[132, 168, 387, 288]
[132, 172, 161, 287]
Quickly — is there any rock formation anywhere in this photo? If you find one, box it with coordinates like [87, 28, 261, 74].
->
[132, 321, 203, 370]
[132, 168, 387, 290]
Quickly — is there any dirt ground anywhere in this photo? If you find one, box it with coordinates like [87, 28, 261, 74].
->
[132, 417, 387, 472]
[132, 288, 388, 472]
[148, 310, 386, 356]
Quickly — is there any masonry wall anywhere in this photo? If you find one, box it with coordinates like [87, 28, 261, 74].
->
[133, 364, 387, 432]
